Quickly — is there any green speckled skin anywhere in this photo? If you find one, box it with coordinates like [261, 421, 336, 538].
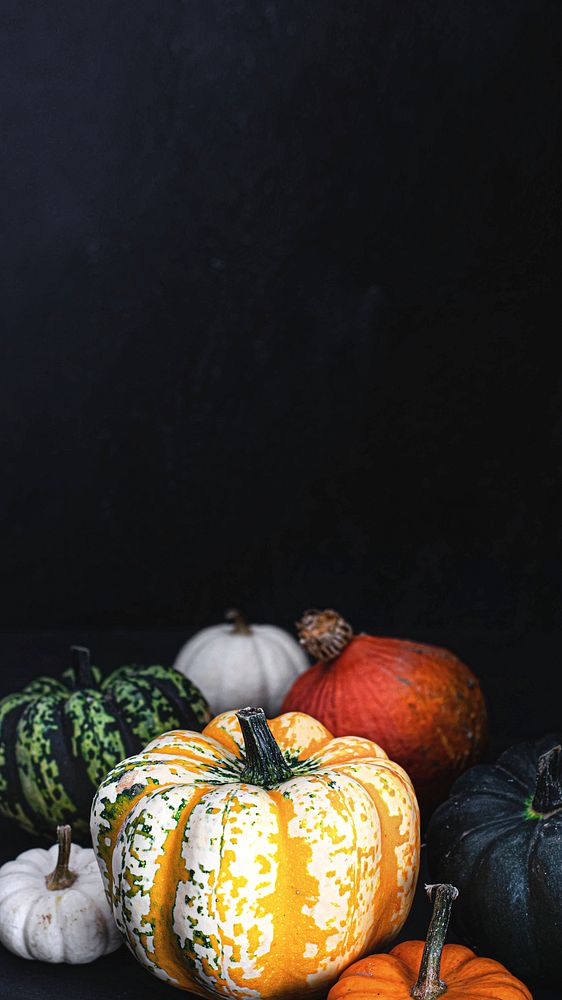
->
[0, 659, 211, 840]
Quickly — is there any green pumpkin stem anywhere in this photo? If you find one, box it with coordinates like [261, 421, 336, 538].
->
[411, 884, 459, 1000]
[45, 825, 78, 891]
[531, 745, 562, 816]
[237, 708, 293, 788]
[71, 645, 95, 689]
[225, 609, 252, 635]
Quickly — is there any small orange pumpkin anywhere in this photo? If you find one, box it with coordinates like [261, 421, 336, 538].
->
[328, 883, 532, 1000]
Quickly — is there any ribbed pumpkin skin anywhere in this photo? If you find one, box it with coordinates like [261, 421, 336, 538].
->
[427, 733, 562, 985]
[91, 710, 420, 999]
[281, 635, 487, 812]
[0, 663, 211, 839]
[328, 942, 532, 1000]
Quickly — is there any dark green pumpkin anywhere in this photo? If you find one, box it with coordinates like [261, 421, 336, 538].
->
[426, 733, 562, 986]
[0, 646, 211, 839]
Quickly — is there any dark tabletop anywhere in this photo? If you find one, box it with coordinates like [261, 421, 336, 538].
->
[0, 629, 559, 1000]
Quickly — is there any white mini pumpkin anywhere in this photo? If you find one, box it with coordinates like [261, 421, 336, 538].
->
[173, 609, 309, 716]
[0, 824, 121, 963]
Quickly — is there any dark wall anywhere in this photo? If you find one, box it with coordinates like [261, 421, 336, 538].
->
[1, 0, 560, 634]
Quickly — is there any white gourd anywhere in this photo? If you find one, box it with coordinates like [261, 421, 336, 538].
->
[173, 610, 309, 716]
[0, 824, 121, 963]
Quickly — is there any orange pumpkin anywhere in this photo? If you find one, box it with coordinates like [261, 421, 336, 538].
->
[328, 883, 532, 1000]
[282, 610, 488, 812]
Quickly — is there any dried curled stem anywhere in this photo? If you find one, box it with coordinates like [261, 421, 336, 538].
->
[296, 609, 353, 661]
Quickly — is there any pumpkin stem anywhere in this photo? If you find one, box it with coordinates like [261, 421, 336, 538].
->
[45, 824, 78, 891]
[237, 707, 293, 788]
[225, 609, 252, 635]
[71, 645, 95, 689]
[531, 745, 562, 816]
[296, 609, 353, 661]
[411, 884, 459, 1000]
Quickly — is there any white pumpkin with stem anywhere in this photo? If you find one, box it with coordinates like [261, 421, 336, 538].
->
[0, 824, 121, 963]
[173, 609, 309, 716]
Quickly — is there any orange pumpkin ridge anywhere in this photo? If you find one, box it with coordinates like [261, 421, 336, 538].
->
[284, 609, 488, 812]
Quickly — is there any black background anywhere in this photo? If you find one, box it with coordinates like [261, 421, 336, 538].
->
[1, 0, 561, 637]
[1, 1, 561, 998]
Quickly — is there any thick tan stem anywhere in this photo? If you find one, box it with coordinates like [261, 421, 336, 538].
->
[45, 825, 78, 891]
[225, 609, 252, 635]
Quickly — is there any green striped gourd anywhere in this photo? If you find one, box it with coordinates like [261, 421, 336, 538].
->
[0, 646, 211, 839]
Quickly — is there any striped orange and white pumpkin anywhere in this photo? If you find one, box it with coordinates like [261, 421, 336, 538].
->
[91, 707, 420, 999]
